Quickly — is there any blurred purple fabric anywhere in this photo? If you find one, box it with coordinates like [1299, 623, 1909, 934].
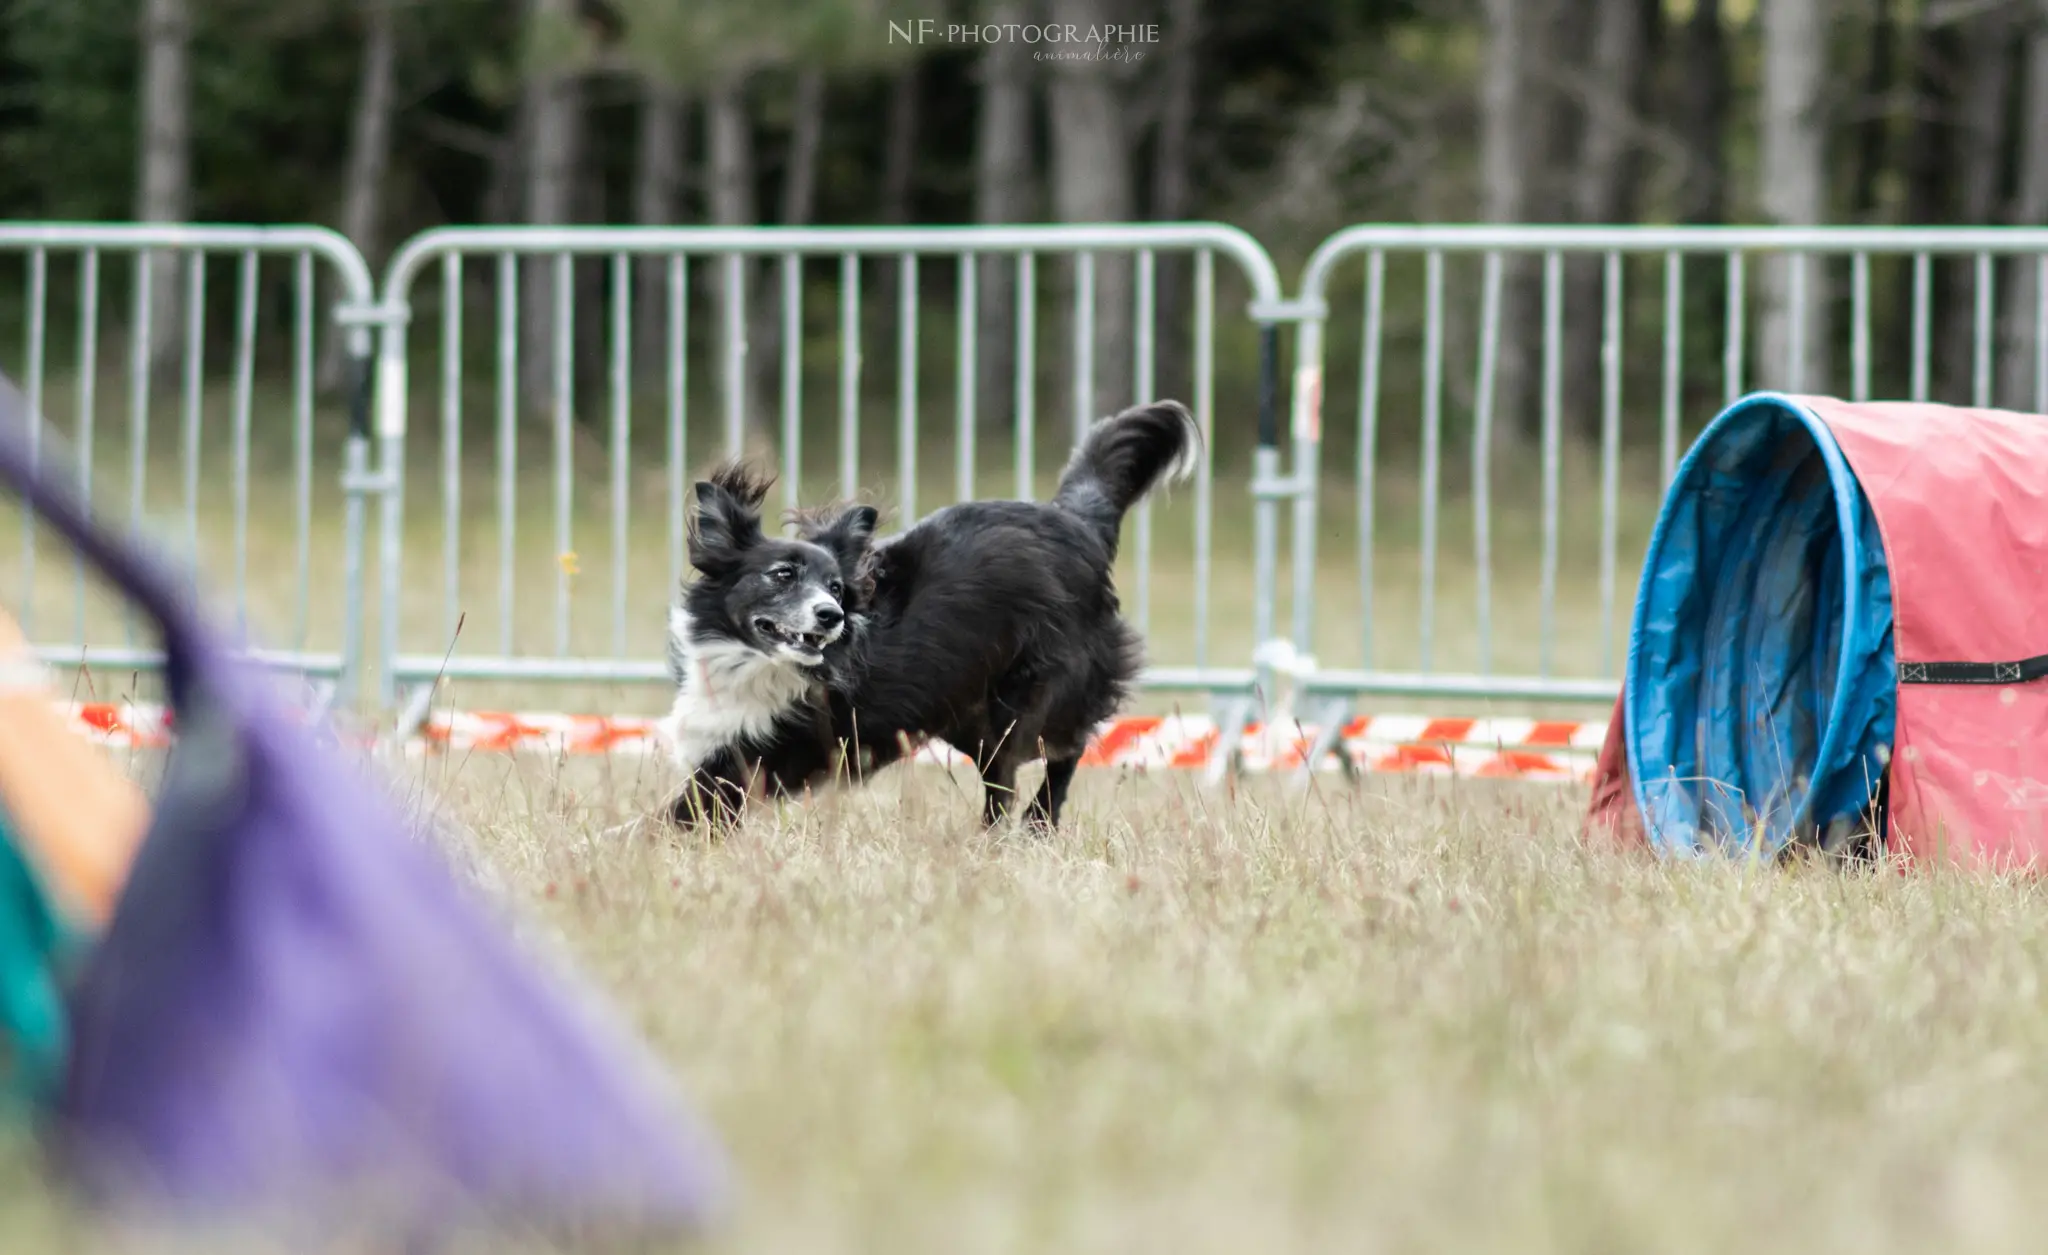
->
[0, 379, 726, 1239]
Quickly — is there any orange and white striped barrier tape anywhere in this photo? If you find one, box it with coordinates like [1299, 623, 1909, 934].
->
[54, 702, 1605, 782]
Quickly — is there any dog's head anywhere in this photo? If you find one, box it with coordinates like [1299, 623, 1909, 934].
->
[685, 462, 876, 667]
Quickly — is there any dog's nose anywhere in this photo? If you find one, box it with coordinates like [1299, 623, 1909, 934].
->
[814, 603, 844, 630]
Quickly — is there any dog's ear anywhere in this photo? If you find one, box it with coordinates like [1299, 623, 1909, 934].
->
[821, 504, 879, 557]
[687, 478, 764, 574]
[815, 504, 880, 595]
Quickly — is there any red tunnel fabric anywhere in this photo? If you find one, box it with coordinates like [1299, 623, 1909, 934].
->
[1798, 398, 2048, 866]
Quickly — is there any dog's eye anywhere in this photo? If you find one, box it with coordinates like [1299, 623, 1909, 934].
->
[768, 565, 795, 583]
[827, 579, 843, 598]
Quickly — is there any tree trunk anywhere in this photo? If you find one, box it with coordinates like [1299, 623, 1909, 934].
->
[1902, 13, 1957, 228]
[1048, 0, 1135, 424]
[1757, 0, 1831, 394]
[1480, 0, 1539, 445]
[1564, 0, 1649, 435]
[877, 63, 921, 349]
[1938, 4, 2016, 404]
[976, 1, 1035, 432]
[1848, 0, 1896, 222]
[1673, 0, 1728, 225]
[781, 69, 825, 227]
[704, 73, 760, 435]
[633, 81, 686, 381]
[881, 65, 919, 225]
[1150, 0, 1198, 406]
[322, 0, 399, 393]
[1999, 3, 2048, 408]
[136, 0, 191, 377]
[520, 0, 584, 412]
[749, 69, 827, 441]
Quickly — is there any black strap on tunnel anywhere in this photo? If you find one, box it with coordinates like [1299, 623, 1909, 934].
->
[1897, 655, 2048, 685]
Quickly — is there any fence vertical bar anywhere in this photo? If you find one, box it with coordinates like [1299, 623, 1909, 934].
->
[497, 253, 518, 656]
[553, 251, 574, 656]
[125, 253, 151, 648]
[1911, 252, 1931, 401]
[441, 253, 463, 646]
[1015, 253, 1037, 500]
[1133, 248, 1155, 634]
[231, 250, 259, 635]
[1973, 251, 1994, 408]
[292, 252, 314, 651]
[1850, 251, 1871, 401]
[723, 253, 745, 458]
[956, 254, 976, 504]
[838, 254, 859, 502]
[1660, 251, 1681, 490]
[72, 249, 100, 645]
[1540, 249, 1562, 678]
[1787, 251, 1808, 394]
[2037, 255, 2048, 415]
[1418, 250, 1443, 673]
[1724, 252, 1745, 406]
[780, 252, 801, 515]
[180, 251, 204, 601]
[1072, 252, 1096, 449]
[20, 249, 44, 635]
[898, 253, 918, 525]
[1251, 323, 1281, 660]
[1598, 250, 1622, 676]
[1192, 249, 1214, 668]
[669, 255, 688, 584]
[612, 253, 633, 658]
[1471, 250, 1500, 674]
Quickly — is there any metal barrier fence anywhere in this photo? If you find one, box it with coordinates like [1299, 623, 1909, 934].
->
[5, 220, 2048, 760]
[0, 224, 380, 708]
[368, 224, 1287, 713]
[1274, 225, 2048, 772]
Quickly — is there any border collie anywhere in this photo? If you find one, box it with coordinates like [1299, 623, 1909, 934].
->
[659, 399, 1201, 832]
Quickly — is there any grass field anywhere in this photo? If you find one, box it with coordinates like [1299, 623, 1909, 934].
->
[9, 759, 2048, 1253]
[10, 370, 2045, 1253]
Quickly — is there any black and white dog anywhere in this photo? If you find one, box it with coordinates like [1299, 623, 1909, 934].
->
[658, 399, 1201, 832]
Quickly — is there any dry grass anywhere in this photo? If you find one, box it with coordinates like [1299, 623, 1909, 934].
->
[459, 760, 2048, 1255]
[0, 377, 2039, 1253]
[10, 754, 2010, 1254]
[3, 727, 2048, 1251]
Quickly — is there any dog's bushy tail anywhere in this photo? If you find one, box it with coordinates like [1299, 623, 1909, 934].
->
[1051, 400, 1201, 557]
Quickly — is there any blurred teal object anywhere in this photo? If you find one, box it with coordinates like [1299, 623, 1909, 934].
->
[0, 808, 72, 1113]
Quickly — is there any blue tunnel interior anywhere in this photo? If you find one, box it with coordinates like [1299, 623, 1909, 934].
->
[1623, 394, 1898, 857]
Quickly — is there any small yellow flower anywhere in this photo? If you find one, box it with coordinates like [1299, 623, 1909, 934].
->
[558, 551, 581, 577]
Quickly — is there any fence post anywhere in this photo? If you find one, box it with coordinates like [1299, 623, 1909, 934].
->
[335, 294, 410, 714]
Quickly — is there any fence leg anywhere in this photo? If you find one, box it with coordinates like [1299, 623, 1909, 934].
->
[1203, 691, 1255, 788]
[388, 681, 438, 751]
[336, 342, 376, 711]
[1291, 695, 1357, 790]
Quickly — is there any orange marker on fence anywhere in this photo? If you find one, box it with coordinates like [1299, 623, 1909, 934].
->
[0, 608, 149, 925]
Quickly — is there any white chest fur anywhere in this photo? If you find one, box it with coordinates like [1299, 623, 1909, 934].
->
[657, 607, 818, 770]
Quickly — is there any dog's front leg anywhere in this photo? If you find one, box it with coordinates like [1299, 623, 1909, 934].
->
[978, 753, 1021, 828]
[1024, 755, 1080, 833]
[665, 749, 757, 832]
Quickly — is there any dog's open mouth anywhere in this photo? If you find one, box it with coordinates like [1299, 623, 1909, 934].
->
[753, 617, 833, 658]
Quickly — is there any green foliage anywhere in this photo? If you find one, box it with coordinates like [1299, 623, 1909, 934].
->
[0, 0, 139, 220]
[611, 0, 911, 84]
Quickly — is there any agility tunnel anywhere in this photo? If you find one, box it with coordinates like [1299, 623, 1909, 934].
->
[1587, 393, 2048, 866]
